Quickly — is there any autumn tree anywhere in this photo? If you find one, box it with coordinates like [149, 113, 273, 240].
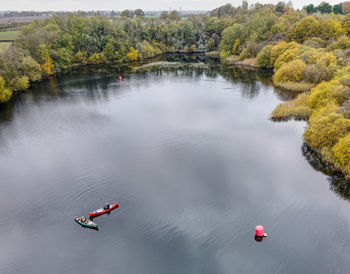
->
[127, 47, 139, 61]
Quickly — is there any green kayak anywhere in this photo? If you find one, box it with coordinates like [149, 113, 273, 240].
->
[74, 216, 98, 229]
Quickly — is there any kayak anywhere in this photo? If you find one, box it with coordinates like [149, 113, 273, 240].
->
[88, 203, 119, 217]
[74, 217, 98, 229]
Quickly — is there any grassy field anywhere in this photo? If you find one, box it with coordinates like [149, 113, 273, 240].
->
[0, 42, 11, 52]
[0, 30, 20, 40]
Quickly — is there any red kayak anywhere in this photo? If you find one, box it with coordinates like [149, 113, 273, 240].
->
[88, 203, 119, 217]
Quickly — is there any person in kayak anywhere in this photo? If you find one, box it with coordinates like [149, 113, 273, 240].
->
[81, 216, 87, 223]
[104, 202, 110, 210]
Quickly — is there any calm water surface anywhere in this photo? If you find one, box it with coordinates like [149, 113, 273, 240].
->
[1, 60, 350, 274]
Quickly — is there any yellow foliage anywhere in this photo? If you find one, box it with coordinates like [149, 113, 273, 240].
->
[0, 76, 12, 103]
[14, 76, 29, 91]
[140, 40, 162, 58]
[319, 19, 345, 41]
[307, 81, 349, 109]
[327, 36, 349, 51]
[333, 134, 350, 172]
[304, 109, 350, 149]
[88, 53, 101, 64]
[73, 51, 87, 64]
[274, 46, 299, 71]
[232, 39, 240, 54]
[297, 48, 323, 64]
[288, 16, 320, 43]
[190, 45, 197, 52]
[270, 41, 298, 68]
[273, 81, 315, 92]
[273, 59, 306, 83]
[127, 47, 139, 61]
[317, 52, 337, 67]
[41, 55, 54, 76]
[342, 13, 350, 34]
[272, 92, 312, 119]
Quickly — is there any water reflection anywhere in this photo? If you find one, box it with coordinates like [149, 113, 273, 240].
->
[302, 143, 350, 200]
[254, 235, 264, 242]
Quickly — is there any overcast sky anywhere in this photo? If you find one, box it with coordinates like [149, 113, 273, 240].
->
[1, 0, 344, 11]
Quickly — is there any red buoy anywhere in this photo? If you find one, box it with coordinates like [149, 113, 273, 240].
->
[255, 225, 264, 237]
[118, 76, 122, 80]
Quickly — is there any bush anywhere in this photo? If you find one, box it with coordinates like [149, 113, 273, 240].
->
[239, 48, 252, 60]
[274, 47, 299, 71]
[73, 51, 87, 64]
[140, 40, 162, 58]
[220, 50, 231, 59]
[333, 134, 350, 172]
[338, 98, 350, 118]
[21, 56, 41, 82]
[273, 81, 315, 92]
[342, 13, 350, 34]
[12, 76, 29, 91]
[102, 42, 116, 61]
[327, 36, 350, 51]
[256, 44, 273, 68]
[88, 53, 102, 64]
[319, 19, 345, 41]
[273, 59, 306, 83]
[270, 41, 298, 68]
[288, 16, 320, 43]
[303, 64, 328, 84]
[272, 92, 312, 119]
[308, 81, 350, 109]
[304, 108, 350, 149]
[127, 47, 139, 61]
[303, 37, 326, 48]
[297, 48, 323, 64]
[317, 52, 337, 67]
[0, 77, 12, 103]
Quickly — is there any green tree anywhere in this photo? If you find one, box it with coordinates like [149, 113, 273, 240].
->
[21, 56, 41, 82]
[275, 2, 286, 13]
[333, 3, 343, 14]
[257, 45, 273, 68]
[102, 42, 116, 61]
[121, 10, 134, 18]
[168, 11, 180, 21]
[317, 2, 333, 14]
[306, 4, 316, 14]
[219, 24, 244, 56]
[241, 0, 248, 11]
[160, 11, 168, 20]
[135, 9, 145, 17]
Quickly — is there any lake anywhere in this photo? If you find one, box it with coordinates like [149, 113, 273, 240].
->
[1, 57, 350, 273]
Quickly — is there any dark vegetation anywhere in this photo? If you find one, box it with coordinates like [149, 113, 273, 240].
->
[0, 2, 350, 178]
